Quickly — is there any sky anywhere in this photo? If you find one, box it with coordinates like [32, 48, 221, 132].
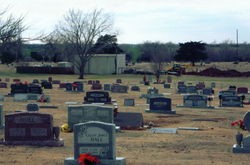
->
[1, 0, 250, 44]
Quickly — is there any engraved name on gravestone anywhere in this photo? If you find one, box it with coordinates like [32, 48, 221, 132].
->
[221, 95, 242, 107]
[124, 98, 135, 106]
[68, 104, 114, 130]
[111, 84, 128, 93]
[73, 121, 115, 160]
[146, 97, 175, 114]
[104, 84, 112, 91]
[183, 95, 208, 107]
[5, 112, 53, 141]
[84, 91, 111, 104]
[237, 87, 248, 94]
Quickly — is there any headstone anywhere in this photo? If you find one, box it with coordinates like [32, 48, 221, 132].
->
[10, 83, 28, 95]
[28, 84, 42, 94]
[26, 103, 39, 111]
[91, 83, 103, 90]
[84, 91, 112, 104]
[0, 104, 3, 128]
[87, 80, 93, 85]
[59, 83, 66, 89]
[220, 95, 242, 107]
[73, 82, 84, 92]
[177, 84, 187, 93]
[130, 85, 140, 92]
[163, 83, 171, 89]
[0, 82, 7, 88]
[67, 104, 114, 130]
[202, 88, 214, 95]
[52, 80, 61, 84]
[116, 79, 122, 83]
[32, 79, 39, 84]
[0, 94, 4, 102]
[111, 84, 128, 93]
[5, 78, 10, 82]
[211, 82, 216, 88]
[237, 87, 248, 94]
[196, 82, 205, 90]
[114, 112, 143, 130]
[147, 87, 158, 95]
[64, 121, 126, 165]
[145, 97, 175, 114]
[167, 76, 172, 83]
[186, 86, 197, 94]
[2, 112, 63, 146]
[13, 79, 20, 83]
[124, 98, 135, 106]
[229, 85, 237, 91]
[104, 84, 112, 91]
[218, 90, 236, 97]
[183, 94, 208, 108]
[41, 81, 52, 89]
[48, 77, 52, 82]
[13, 94, 28, 102]
[65, 83, 73, 91]
[233, 111, 250, 153]
[144, 81, 150, 86]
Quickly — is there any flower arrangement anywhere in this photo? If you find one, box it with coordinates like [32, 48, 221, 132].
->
[78, 153, 100, 165]
[231, 119, 245, 132]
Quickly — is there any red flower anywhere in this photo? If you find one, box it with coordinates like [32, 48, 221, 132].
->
[231, 119, 245, 130]
[78, 153, 100, 165]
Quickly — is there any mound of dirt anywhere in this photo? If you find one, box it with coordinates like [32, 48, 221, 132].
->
[185, 67, 250, 77]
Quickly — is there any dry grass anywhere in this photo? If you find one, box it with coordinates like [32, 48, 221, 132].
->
[0, 63, 250, 165]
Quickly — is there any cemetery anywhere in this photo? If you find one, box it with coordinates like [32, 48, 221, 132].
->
[1, 64, 250, 164]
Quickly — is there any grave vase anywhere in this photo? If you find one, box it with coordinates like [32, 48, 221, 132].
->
[53, 126, 60, 140]
[235, 132, 243, 146]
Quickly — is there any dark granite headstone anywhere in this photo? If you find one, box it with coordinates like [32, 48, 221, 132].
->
[111, 84, 128, 93]
[10, 84, 28, 95]
[186, 86, 197, 94]
[177, 84, 187, 93]
[237, 87, 248, 94]
[2, 112, 63, 146]
[52, 80, 61, 84]
[28, 84, 42, 94]
[91, 83, 102, 90]
[41, 81, 52, 89]
[146, 97, 175, 114]
[163, 83, 171, 89]
[116, 79, 122, 83]
[131, 86, 140, 91]
[84, 91, 112, 104]
[32, 79, 39, 84]
[65, 83, 73, 91]
[202, 88, 214, 95]
[26, 103, 39, 111]
[0, 82, 7, 88]
[114, 112, 143, 129]
[0, 104, 3, 128]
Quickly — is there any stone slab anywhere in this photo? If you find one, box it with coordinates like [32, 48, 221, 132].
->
[64, 157, 126, 165]
[149, 128, 177, 134]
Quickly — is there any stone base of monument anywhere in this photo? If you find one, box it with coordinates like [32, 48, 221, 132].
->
[145, 109, 176, 114]
[64, 157, 126, 165]
[176, 105, 215, 109]
[232, 144, 250, 153]
[0, 138, 64, 147]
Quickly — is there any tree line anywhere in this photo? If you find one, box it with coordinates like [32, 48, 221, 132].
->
[1, 7, 250, 79]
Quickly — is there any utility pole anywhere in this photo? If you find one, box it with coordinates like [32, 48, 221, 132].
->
[236, 29, 239, 57]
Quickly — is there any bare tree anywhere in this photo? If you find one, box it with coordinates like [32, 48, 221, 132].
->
[54, 9, 114, 79]
[0, 10, 27, 63]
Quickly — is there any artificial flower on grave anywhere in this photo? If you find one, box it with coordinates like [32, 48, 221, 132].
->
[231, 119, 245, 132]
[78, 153, 100, 165]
